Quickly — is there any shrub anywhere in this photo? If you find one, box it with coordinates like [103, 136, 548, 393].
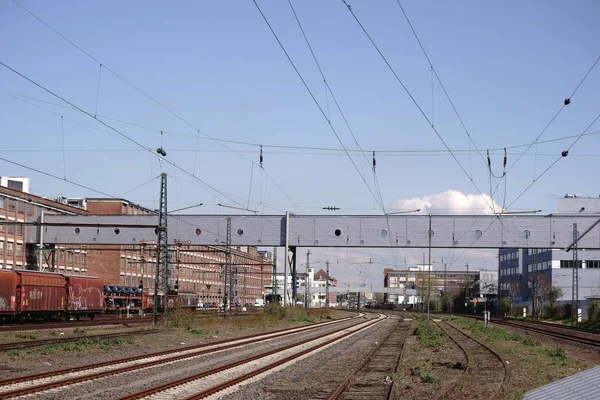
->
[499, 298, 511, 316]
[588, 301, 600, 322]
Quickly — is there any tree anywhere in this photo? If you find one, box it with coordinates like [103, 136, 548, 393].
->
[529, 273, 562, 319]
[506, 281, 521, 313]
[374, 292, 384, 304]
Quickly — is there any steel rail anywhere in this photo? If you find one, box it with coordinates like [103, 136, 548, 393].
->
[118, 315, 386, 400]
[436, 320, 510, 399]
[492, 320, 600, 347]
[0, 314, 362, 398]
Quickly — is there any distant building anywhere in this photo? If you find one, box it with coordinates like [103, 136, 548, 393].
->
[0, 177, 30, 193]
[383, 266, 481, 305]
[0, 182, 270, 305]
[498, 195, 600, 317]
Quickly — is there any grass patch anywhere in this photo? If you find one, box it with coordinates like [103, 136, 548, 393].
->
[413, 321, 443, 349]
[546, 346, 567, 365]
[7, 349, 21, 357]
[15, 333, 38, 340]
[163, 305, 333, 338]
[28, 337, 132, 355]
[410, 362, 441, 384]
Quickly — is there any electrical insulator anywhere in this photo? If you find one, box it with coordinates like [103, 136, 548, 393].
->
[260, 145, 263, 167]
[503, 148, 507, 168]
[372, 151, 376, 169]
[561, 150, 569, 157]
[487, 149, 491, 168]
[564, 98, 571, 105]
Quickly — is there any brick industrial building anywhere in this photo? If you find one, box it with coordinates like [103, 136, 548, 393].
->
[0, 178, 271, 305]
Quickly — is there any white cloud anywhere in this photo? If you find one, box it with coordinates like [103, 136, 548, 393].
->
[392, 189, 502, 215]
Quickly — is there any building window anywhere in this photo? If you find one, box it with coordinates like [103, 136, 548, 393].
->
[59, 251, 64, 263]
[7, 243, 13, 257]
[0, 196, 4, 208]
[17, 224, 23, 236]
[8, 200, 15, 212]
[0, 241, 3, 256]
[67, 251, 72, 264]
[27, 204, 33, 215]
[7, 180, 23, 191]
[16, 243, 22, 257]
[587, 260, 600, 269]
[7, 224, 14, 235]
[0, 217, 4, 232]
[82, 254, 87, 267]
[17, 201, 24, 213]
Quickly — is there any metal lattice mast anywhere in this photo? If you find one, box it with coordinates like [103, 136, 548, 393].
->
[572, 223, 579, 326]
[153, 172, 168, 324]
[305, 250, 311, 309]
[272, 247, 278, 298]
[325, 260, 330, 308]
[226, 217, 232, 315]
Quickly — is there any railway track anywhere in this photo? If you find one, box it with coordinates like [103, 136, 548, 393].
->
[0, 330, 155, 352]
[0, 315, 156, 332]
[328, 318, 410, 400]
[118, 314, 387, 400]
[0, 313, 367, 399]
[492, 319, 600, 348]
[435, 320, 509, 400]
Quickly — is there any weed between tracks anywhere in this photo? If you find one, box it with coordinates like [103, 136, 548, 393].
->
[7, 337, 133, 358]
[165, 305, 333, 339]
[414, 320, 443, 349]
[448, 316, 595, 399]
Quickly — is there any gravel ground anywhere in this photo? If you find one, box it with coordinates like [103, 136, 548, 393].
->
[0, 310, 354, 382]
[216, 314, 401, 400]
[6, 311, 365, 399]
[392, 321, 466, 399]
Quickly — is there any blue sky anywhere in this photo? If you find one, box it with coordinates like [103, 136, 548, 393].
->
[1, 1, 599, 287]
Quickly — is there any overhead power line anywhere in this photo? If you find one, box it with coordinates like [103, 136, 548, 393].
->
[10, 0, 301, 214]
[505, 111, 600, 209]
[341, 1, 494, 213]
[0, 60, 246, 209]
[395, 0, 487, 171]
[5, 90, 599, 155]
[252, 0, 384, 210]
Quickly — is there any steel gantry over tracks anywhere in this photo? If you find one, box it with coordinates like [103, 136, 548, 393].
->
[26, 214, 600, 250]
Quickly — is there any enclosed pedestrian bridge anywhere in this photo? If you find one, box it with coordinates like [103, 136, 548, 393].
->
[27, 214, 600, 250]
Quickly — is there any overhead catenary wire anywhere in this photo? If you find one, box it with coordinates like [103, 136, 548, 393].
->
[490, 55, 600, 203]
[395, 0, 488, 172]
[4, 89, 600, 156]
[120, 175, 161, 197]
[0, 60, 246, 210]
[341, 0, 495, 214]
[508, 55, 600, 174]
[60, 115, 66, 180]
[287, 0, 373, 170]
[505, 111, 600, 210]
[252, 0, 384, 210]
[10, 0, 302, 215]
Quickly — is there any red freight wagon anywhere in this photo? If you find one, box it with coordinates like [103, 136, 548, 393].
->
[17, 271, 65, 318]
[0, 271, 18, 315]
[65, 275, 104, 319]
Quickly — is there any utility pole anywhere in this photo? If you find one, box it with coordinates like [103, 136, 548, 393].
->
[226, 217, 232, 317]
[427, 214, 432, 324]
[272, 247, 278, 302]
[572, 223, 579, 326]
[325, 260, 330, 308]
[305, 250, 311, 309]
[153, 172, 168, 326]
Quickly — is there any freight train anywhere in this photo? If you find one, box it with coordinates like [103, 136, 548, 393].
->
[0, 270, 199, 323]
